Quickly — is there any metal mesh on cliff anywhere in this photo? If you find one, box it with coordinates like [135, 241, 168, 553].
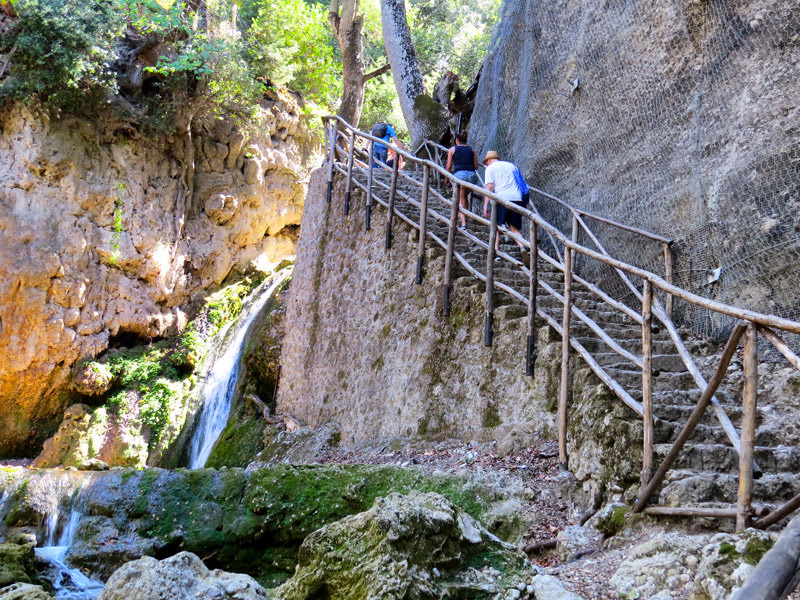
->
[470, 0, 800, 342]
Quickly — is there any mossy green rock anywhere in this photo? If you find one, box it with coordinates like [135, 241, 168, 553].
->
[273, 492, 529, 600]
[1, 464, 519, 588]
[0, 542, 37, 587]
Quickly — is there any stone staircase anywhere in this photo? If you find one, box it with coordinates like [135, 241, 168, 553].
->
[346, 165, 800, 518]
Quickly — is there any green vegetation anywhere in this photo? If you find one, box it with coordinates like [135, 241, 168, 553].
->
[1, 0, 501, 143]
[2, 0, 127, 109]
[207, 273, 265, 331]
[82, 272, 268, 448]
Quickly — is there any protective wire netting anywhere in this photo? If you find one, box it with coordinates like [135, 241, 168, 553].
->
[470, 0, 800, 343]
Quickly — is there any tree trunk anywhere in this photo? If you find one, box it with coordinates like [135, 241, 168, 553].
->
[329, 0, 390, 128]
[380, 0, 448, 150]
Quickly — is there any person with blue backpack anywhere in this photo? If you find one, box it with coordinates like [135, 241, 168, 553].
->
[370, 122, 405, 168]
[482, 150, 531, 267]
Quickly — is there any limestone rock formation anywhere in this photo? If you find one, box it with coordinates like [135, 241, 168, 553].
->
[0, 88, 311, 456]
[609, 529, 774, 599]
[97, 552, 269, 600]
[272, 491, 529, 599]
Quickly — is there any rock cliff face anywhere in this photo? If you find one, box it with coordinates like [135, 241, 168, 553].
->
[277, 172, 553, 445]
[470, 0, 800, 335]
[0, 92, 311, 456]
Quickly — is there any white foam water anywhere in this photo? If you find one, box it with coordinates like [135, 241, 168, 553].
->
[36, 500, 103, 599]
[187, 271, 290, 469]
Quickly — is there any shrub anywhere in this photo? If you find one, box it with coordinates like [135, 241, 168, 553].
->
[2, 0, 126, 108]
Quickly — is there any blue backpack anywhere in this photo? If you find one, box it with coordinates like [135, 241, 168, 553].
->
[513, 167, 530, 206]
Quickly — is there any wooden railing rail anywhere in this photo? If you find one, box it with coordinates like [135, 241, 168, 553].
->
[323, 115, 800, 530]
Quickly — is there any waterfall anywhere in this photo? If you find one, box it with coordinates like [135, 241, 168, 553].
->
[35, 488, 103, 599]
[187, 271, 290, 469]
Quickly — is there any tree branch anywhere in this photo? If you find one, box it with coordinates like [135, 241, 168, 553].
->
[328, 0, 341, 35]
[364, 63, 391, 82]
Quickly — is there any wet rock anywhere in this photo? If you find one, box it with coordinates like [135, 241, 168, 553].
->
[272, 492, 529, 599]
[690, 529, 775, 600]
[97, 552, 268, 600]
[67, 516, 152, 581]
[0, 543, 37, 588]
[0, 583, 51, 600]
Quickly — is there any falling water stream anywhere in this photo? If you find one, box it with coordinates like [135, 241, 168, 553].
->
[187, 271, 290, 469]
[35, 490, 103, 599]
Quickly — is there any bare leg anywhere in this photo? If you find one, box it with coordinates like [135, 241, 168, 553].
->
[459, 187, 468, 227]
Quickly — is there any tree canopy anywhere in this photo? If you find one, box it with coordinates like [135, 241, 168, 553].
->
[0, 0, 500, 142]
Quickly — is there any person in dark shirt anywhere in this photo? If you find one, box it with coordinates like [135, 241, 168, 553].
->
[445, 131, 479, 229]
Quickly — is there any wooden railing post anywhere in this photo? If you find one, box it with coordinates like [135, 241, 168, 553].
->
[365, 139, 375, 230]
[485, 201, 498, 346]
[326, 119, 338, 203]
[526, 221, 538, 375]
[443, 182, 461, 316]
[558, 214, 578, 466]
[416, 165, 430, 284]
[641, 280, 654, 487]
[344, 128, 356, 215]
[634, 322, 745, 512]
[663, 242, 674, 319]
[737, 321, 759, 532]
[385, 158, 400, 249]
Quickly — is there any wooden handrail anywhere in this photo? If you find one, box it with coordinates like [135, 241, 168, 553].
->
[323, 116, 800, 334]
[325, 115, 800, 528]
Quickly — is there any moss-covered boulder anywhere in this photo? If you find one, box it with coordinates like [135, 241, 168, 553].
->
[273, 492, 529, 600]
[0, 542, 37, 588]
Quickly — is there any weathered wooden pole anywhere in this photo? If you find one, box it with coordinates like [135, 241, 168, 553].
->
[737, 321, 759, 532]
[385, 158, 400, 249]
[344, 128, 356, 215]
[485, 201, 498, 346]
[416, 165, 430, 284]
[557, 214, 578, 466]
[443, 182, 461, 316]
[326, 120, 338, 203]
[641, 280, 654, 487]
[366, 139, 375, 230]
[732, 512, 800, 600]
[634, 322, 745, 512]
[526, 222, 538, 375]
[663, 242, 674, 319]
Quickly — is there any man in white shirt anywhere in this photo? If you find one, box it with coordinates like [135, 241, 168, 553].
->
[482, 150, 530, 266]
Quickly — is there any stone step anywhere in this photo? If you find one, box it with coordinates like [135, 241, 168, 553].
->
[659, 472, 800, 506]
[592, 352, 687, 373]
[652, 442, 797, 473]
[656, 403, 745, 425]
